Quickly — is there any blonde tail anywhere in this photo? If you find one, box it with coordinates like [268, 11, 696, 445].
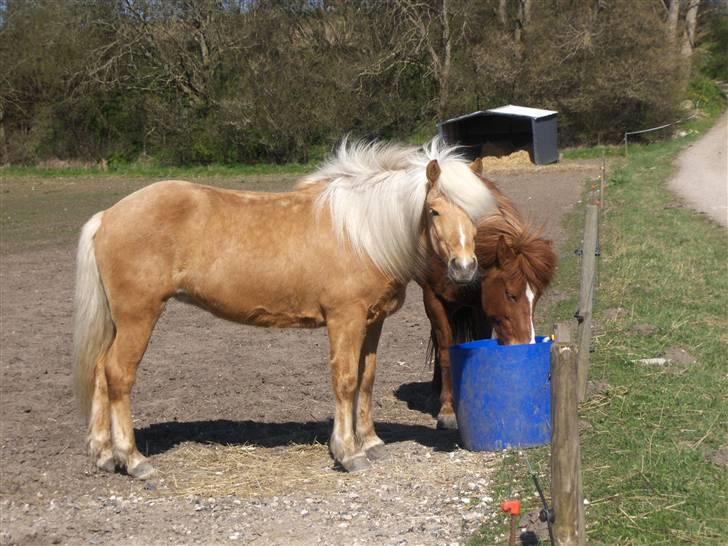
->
[72, 212, 114, 419]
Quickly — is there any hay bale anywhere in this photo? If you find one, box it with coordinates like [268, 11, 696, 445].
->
[479, 150, 533, 171]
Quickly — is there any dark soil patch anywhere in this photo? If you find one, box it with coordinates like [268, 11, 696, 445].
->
[707, 446, 728, 467]
[630, 323, 660, 335]
[662, 346, 697, 365]
[602, 307, 629, 322]
[586, 379, 611, 398]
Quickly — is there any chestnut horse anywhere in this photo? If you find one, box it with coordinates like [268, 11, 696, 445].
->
[421, 159, 557, 429]
[72, 140, 495, 478]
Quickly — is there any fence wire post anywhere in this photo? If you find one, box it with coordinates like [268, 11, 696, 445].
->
[576, 205, 599, 403]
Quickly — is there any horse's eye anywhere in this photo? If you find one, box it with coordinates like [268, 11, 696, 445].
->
[506, 292, 517, 303]
[430, 209, 440, 217]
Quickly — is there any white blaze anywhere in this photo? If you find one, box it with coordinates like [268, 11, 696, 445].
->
[457, 222, 471, 270]
[526, 283, 536, 344]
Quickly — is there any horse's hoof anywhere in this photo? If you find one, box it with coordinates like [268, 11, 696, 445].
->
[365, 443, 388, 461]
[339, 455, 370, 473]
[436, 413, 458, 430]
[127, 460, 155, 480]
[96, 455, 116, 474]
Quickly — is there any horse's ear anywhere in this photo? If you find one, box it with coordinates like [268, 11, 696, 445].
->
[426, 160, 441, 191]
[469, 157, 483, 174]
[496, 235, 516, 266]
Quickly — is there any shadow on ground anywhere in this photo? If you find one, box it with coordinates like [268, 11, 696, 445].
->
[136, 418, 459, 457]
[394, 380, 438, 417]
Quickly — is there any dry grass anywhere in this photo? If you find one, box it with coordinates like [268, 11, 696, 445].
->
[157, 442, 344, 499]
[477, 151, 604, 175]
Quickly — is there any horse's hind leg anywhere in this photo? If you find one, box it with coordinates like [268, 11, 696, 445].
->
[326, 311, 369, 473]
[105, 310, 162, 479]
[355, 319, 387, 461]
[88, 356, 114, 472]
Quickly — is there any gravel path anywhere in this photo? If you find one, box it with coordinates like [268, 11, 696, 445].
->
[669, 111, 728, 228]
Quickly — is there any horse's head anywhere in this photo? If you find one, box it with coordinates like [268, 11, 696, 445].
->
[480, 234, 555, 345]
[424, 160, 479, 284]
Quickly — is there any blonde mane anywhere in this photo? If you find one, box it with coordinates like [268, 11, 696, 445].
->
[297, 138, 495, 282]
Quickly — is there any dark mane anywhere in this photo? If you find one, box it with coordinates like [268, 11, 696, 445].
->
[474, 177, 557, 295]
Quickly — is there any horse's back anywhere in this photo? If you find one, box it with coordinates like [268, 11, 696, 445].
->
[92, 181, 214, 306]
[100, 180, 207, 238]
[90, 180, 394, 327]
[97, 179, 316, 252]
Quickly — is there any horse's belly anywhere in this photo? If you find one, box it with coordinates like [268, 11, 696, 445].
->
[174, 291, 326, 329]
[233, 304, 326, 328]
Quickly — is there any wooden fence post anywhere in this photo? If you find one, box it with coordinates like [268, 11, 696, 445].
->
[551, 325, 585, 546]
[576, 205, 599, 402]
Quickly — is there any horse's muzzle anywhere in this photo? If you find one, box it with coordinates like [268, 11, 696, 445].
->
[447, 257, 478, 284]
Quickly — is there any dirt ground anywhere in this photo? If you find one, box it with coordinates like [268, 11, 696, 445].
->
[0, 159, 599, 546]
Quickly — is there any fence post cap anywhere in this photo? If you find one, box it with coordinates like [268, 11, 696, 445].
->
[500, 499, 521, 516]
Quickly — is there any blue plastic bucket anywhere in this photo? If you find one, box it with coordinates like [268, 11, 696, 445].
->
[449, 337, 552, 451]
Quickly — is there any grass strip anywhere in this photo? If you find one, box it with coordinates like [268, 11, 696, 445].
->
[0, 161, 313, 179]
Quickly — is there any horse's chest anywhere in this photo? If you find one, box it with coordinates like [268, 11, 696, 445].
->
[365, 284, 407, 324]
[440, 281, 481, 308]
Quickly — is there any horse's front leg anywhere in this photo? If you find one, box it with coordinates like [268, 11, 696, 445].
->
[326, 311, 369, 472]
[355, 319, 386, 461]
[423, 286, 458, 430]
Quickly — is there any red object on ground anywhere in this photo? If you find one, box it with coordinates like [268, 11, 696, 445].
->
[500, 499, 521, 516]
[501, 499, 521, 546]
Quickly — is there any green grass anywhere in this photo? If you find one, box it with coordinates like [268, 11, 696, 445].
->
[0, 161, 313, 179]
[471, 108, 728, 544]
[562, 144, 627, 160]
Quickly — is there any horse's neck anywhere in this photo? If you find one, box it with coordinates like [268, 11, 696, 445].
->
[408, 230, 433, 285]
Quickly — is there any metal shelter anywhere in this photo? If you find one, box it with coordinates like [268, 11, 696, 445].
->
[438, 104, 559, 165]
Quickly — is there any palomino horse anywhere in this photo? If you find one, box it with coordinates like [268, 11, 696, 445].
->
[421, 159, 557, 429]
[72, 140, 495, 478]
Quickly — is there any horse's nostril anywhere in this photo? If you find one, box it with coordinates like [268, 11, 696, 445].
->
[449, 257, 477, 271]
[448, 257, 477, 283]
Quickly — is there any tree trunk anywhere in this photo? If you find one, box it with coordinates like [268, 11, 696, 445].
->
[515, 0, 530, 43]
[498, 0, 507, 27]
[666, 0, 679, 44]
[521, 0, 531, 26]
[438, 0, 452, 119]
[0, 105, 6, 164]
[682, 0, 700, 57]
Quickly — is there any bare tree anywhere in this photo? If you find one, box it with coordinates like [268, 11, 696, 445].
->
[0, 103, 7, 164]
[387, 0, 460, 119]
[682, 0, 700, 57]
[514, 0, 530, 43]
[0, 0, 712, 164]
[498, 0, 507, 26]
[666, 0, 680, 43]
